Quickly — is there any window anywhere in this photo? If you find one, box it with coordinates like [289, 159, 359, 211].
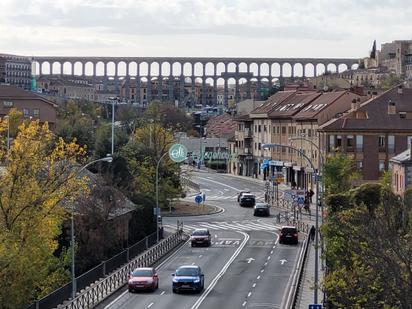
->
[276, 126, 280, 134]
[347, 135, 354, 148]
[379, 160, 385, 172]
[329, 135, 335, 150]
[388, 135, 395, 153]
[33, 109, 40, 117]
[281, 126, 286, 134]
[357, 161, 363, 170]
[378, 135, 385, 147]
[407, 136, 412, 148]
[258, 125, 261, 133]
[356, 135, 363, 151]
[23, 108, 29, 117]
[336, 135, 342, 148]
[3, 101, 13, 107]
[254, 142, 257, 150]
[264, 125, 267, 132]
[258, 143, 261, 150]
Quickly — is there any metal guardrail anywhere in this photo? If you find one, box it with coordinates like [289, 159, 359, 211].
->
[56, 229, 187, 309]
[180, 176, 200, 192]
[284, 222, 311, 309]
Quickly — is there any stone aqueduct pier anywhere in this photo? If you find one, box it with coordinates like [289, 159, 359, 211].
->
[32, 56, 359, 104]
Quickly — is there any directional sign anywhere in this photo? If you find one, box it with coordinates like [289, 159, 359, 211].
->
[195, 195, 203, 204]
[297, 197, 305, 205]
[309, 305, 322, 309]
[246, 258, 255, 264]
[280, 259, 288, 265]
[169, 143, 188, 163]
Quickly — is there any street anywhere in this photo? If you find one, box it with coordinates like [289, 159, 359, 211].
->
[98, 171, 303, 309]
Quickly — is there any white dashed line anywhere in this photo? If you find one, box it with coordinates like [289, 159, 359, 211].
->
[267, 256, 271, 260]
[252, 283, 257, 288]
[270, 250, 274, 254]
[242, 301, 247, 307]
[247, 292, 252, 297]
[257, 275, 261, 280]
[264, 262, 268, 266]
[199, 255, 203, 258]
[160, 291, 165, 295]
[261, 269, 265, 273]
[148, 303, 154, 308]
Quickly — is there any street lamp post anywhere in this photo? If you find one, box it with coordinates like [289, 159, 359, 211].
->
[71, 155, 113, 299]
[111, 100, 115, 155]
[4, 115, 10, 154]
[262, 143, 320, 304]
[156, 152, 168, 243]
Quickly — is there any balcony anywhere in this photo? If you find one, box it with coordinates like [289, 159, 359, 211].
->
[244, 128, 252, 138]
[237, 147, 252, 156]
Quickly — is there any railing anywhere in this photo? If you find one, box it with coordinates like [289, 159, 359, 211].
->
[56, 228, 187, 309]
[180, 176, 200, 192]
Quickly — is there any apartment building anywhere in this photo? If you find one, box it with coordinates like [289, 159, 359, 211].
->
[0, 54, 32, 90]
[319, 85, 412, 182]
[0, 85, 57, 129]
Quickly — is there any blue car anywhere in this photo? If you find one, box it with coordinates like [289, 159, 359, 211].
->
[172, 265, 204, 293]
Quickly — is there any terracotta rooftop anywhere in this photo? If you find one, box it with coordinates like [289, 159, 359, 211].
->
[268, 91, 320, 118]
[0, 85, 57, 107]
[250, 91, 295, 116]
[320, 86, 412, 132]
[205, 113, 236, 138]
[293, 91, 348, 120]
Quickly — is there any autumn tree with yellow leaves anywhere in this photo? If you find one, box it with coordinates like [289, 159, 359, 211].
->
[0, 120, 89, 308]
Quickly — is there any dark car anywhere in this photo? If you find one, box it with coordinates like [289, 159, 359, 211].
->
[128, 267, 159, 292]
[172, 265, 205, 293]
[239, 193, 256, 207]
[253, 202, 270, 216]
[279, 226, 299, 245]
[191, 228, 211, 247]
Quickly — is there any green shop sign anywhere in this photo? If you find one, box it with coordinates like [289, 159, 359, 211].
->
[169, 143, 188, 163]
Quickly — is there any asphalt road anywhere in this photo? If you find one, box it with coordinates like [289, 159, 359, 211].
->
[99, 171, 303, 309]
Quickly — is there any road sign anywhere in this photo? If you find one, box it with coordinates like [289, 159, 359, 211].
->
[297, 190, 305, 205]
[297, 197, 305, 205]
[195, 195, 203, 204]
[169, 143, 188, 163]
[309, 305, 322, 309]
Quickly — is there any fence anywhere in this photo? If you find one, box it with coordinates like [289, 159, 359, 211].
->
[56, 228, 187, 309]
[27, 230, 174, 309]
[180, 176, 200, 192]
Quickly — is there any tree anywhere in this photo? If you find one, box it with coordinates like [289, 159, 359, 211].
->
[144, 100, 193, 132]
[0, 121, 88, 308]
[121, 123, 182, 208]
[94, 123, 129, 159]
[323, 152, 359, 196]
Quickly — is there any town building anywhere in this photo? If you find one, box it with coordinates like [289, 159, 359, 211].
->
[0, 54, 32, 90]
[380, 40, 412, 78]
[319, 85, 412, 183]
[0, 85, 57, 129]
[36, 76, 95, 101]
[390, 147, 412, 197]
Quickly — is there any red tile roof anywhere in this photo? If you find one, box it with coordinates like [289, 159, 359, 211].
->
[205, 113, 237, 138]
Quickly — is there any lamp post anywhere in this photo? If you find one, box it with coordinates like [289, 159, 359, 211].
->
[262, 143, 320, 304]
[155, 152, 168, 243]
[111, 100, 115, 155]
[71, 155, 113, 299]
[4, 115, 10, 154]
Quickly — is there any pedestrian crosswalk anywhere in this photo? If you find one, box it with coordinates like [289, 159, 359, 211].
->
[193, 194, 266, 201]
[165, 220, 281, 233]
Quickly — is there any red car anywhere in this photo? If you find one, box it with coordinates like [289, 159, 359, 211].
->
[191, 228, 211, 247]
[128, 267, 159, 292]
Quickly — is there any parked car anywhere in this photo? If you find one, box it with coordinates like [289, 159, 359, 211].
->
[172, 265, 205, 293]
[239, 193, 256, 207]
[253, 202, 270, 216]
[279, 226, 299, 245]
[237, 191, 251, 202]
[191, 228, 211, 247]
[128, 267, 159, 292]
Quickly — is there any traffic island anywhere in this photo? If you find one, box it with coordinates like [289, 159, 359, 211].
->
[163, 200, 222, 217]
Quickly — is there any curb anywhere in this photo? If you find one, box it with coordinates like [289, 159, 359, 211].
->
[162, 204, 224, 217]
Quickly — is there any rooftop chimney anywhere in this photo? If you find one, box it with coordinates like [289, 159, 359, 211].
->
[398, 85, 403, 94]
[351, 98, 360, 111]
[388, 99, 396, 115]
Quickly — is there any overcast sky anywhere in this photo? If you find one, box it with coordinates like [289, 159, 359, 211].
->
[1, 0, 411, 58]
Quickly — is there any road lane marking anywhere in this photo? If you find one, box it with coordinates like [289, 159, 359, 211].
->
[190, 231, 250, 309]
[195, 176, 243, 191]
[257, 275, 261, 280]
[267, 256, 271, 260]
[261, 269, 265, 273]
[264, 262, 268, 266]
[199, 255, 203, 258]
[248, 292, 252, 297]
[242, 301, 247, 307]
[104, 237, 191, 308]
[160, 291, 165, 295]
[270, 250, 274, 254]
[148, 303, 154, 308]
[253, 283, 257, 288]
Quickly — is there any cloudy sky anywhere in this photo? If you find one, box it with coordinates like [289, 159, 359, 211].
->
[0, 0, 411, 58]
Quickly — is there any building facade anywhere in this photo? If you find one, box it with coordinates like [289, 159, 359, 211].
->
[0, 54, 32, 90]
[0, 85, 57, 129]
[319, 85, 412, 183]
